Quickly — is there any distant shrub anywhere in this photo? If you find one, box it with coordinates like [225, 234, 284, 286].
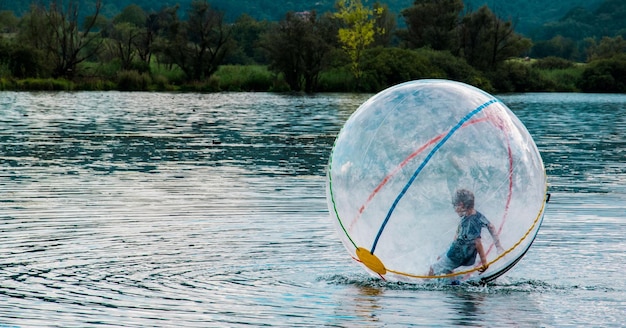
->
[534, 64, 584, 92]
[0, 62, 10, 77]
[416, 48, 492, 91]
[578, 54, 626, 93]
[214, 65, 273, 91]
[0, 77, 14, 90]
[151, 74, 172, 91]
[76, 78, 116, 91]
[359, 47, 443, 92]
[267, 74, 290, 92]
[318, 67, 354, 92]
[151, 64, 186, 86]
[490, 62, 553, 93]
[350, 47, 493, 93]
[129, 60, 151, 74]
[116, 70, 152, 91]
[532, 56, 575, 70]
[87, 60, 122, 79]
[16, 78, 73, 91]
[0, 43, 48, 78]
[240, 66, 274, 91]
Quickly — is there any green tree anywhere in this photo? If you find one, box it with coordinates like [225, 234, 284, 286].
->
[140, 7, 179, 65]
[372, 2, 396, 47]
[17, 0, 104, 78]
[102, 5, 149, 70]
[458, 6, 532, 71]
[359, 47, 438, 91]
[531, 35, 579, 61]
[400, 0, 463, 51]
[160, 1, 233, 81]
[301, 13, 337, 92]
[0, 40, 45, 78]
[106, 22, 142, 70]
[579, 54, 626, 92]
[228, 14, 271, 65]
[0, 10, 19, 33]
[585, 36, 626, 61]
[112, 4, 146, 27]
[334, 0, 382, 80]
[261, 11, 335, 92]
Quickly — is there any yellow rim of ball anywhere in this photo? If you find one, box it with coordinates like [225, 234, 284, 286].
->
[356, 247, 386, 275]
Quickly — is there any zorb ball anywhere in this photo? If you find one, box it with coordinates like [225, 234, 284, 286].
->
[326, 79, 548, 283]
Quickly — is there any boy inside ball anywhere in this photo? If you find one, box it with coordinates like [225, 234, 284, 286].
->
[429, 189, 504, 276]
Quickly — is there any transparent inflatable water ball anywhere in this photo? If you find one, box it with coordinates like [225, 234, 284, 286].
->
[326, 80, 548, 283]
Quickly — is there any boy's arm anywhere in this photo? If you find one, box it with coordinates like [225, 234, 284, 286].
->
[475, 238, 488, 272]
[487, 223, 504, 252]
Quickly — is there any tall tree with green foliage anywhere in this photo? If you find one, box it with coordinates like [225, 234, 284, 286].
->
[585, 36, 626, 61]
[0, 10, 19, 33]
[372, 2, 396, 47]
[102, 5, 150, 70]
[458, 6, 531, 71]
[227, 14, 271, 65]
[160, 0, 233, 81]
[531, 35, 579, 61]
[261, 14, 302, 91]
[334, 0, 382, 80]
[105, 22, 142, 70]
[17, 0, 104, 78]
[400, 0, 463, 51]
[145, 6, 179, 67]
[261, 11, 335, 92]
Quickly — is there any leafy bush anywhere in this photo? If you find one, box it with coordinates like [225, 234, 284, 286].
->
[129, 60, 151, 74]
[490, 61, 553, 93]
[0, 42, 49, 78]
[318, 67, 354, 92]
[359, 47, 443, 92]
[536, 67, 583, 92]
[532, 56, 575, 70]
[151, 74, 172, 91]
[84, 60, 122, 80]
[16, 78, 73, 90]
[0, 77, 15, 90]
[116, 70, 152, 91]
[75, 78, 116, 91]
[214, 65, 274, 91]
[415, 48, 493, 92]
[151, 64, 186, 86]
[578, 54, 626, 93]
[357, 47, 493, 93]
[238, 66, 274, 91]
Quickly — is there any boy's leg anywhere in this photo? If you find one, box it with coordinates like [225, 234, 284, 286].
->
[430, 253, 457, 276]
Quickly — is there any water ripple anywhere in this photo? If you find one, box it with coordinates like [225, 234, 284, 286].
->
[0, 91, 623, 327]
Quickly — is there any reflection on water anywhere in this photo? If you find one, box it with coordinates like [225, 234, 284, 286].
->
[502, 93, 626, 194]
[0, 91, 624, 327]
[1, 92, 362, 177]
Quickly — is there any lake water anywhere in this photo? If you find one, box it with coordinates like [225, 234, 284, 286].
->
[0, 91, 624, 327]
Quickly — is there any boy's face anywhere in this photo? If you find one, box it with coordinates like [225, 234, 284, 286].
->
[453, 203, 467, 217]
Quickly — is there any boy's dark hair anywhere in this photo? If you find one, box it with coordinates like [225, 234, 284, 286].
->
[453, 189, 474, 209]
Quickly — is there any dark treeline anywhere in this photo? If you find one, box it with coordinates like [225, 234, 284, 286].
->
[0, 0, 625, 93]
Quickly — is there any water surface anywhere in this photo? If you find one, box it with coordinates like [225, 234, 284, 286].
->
[0, 91, 624, 326]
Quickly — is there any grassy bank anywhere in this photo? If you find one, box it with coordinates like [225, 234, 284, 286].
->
[0, 64, 279, 92]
